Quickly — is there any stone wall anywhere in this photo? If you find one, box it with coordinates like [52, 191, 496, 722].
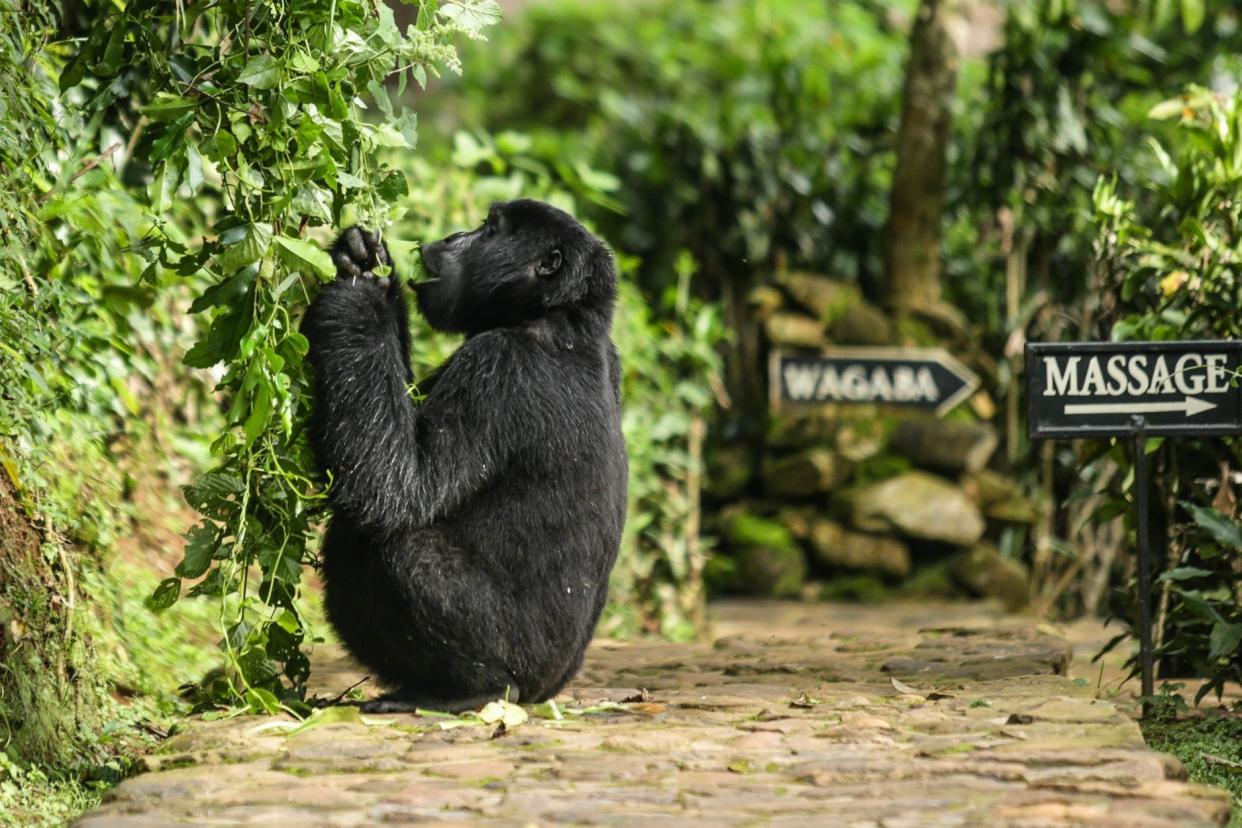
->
[704, 272, 1037, 609]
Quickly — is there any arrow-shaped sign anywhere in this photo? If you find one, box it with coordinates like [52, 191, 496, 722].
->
[1027, 341, 1242, 438]
[771, 347, 980, 417]
[1064, 396, 1218, 417]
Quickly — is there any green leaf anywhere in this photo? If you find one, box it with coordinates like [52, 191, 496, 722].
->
[1208, 621, 1242, 660]
[142, 94, 198, 123]
[148, 159, 182, 214]
[1148, 97, 1187, 120]
[273, 235, 335, 280]
[438, 0, 502, 33]
[216, 223, 273, 272]
[386, 239, 419, 269]
[177, 524, 219, 579]
[292, 185, 332, 222]
[236, 160, 265, 191]
[185, 143, 204, 196]
[1181, 0, 1205, 33]
[375, 2, 401, 45]
[286, 706, 366, 736]
[60, 50, 89, 92]
[206, 130, 238, 159]
[274, 609, 300, 635]
[1176, 589, 1224, 625]
[288, 50, 320, 74]
[396, 110, 419, 147]
[190, 269, 257, 314]
[1153, 0, 1176, 28]
[245, 687, 282, 715]
[1156, 566, 1214, 583]
[337, 171, 366, 190]
[369, 123, 413, 148]
[182, 472, 245, 515]
[95, 20, 127, 75]
[146, 578, 181, 612]
[478, 699, 527, 728]
[242, 382, 272, 448]
[366, 79, 393, 118]
[376, 169, 409, 202]
[1183, 502, 1242, 549]
[237, 55, 281, 89]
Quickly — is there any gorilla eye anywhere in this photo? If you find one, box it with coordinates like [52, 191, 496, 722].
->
[537, 249, 562, 277]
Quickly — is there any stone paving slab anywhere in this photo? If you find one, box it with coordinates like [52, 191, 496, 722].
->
[77, 601, 1233, 827]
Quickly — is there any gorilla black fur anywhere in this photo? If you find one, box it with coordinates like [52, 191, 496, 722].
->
[301, 200, 628, 713]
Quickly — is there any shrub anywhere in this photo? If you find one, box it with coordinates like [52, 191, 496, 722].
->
[63, 0, 503, 711]
[1090, 88, 1242, 704]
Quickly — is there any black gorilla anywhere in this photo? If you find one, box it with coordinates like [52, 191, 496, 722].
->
[301, 200, 628, 713]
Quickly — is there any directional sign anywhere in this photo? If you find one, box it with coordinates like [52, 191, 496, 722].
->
[771, 347, 980, 417]
[1026, 341, 1242, 438]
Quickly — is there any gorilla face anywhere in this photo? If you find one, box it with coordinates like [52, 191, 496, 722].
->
[416, 199, 612, 334]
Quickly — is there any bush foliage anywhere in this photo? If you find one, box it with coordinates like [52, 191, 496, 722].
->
[451, 0, 911, 292]
[1092, 89, 1242, 703]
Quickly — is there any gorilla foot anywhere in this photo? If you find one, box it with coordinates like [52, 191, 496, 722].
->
[360, 686, 521, 715]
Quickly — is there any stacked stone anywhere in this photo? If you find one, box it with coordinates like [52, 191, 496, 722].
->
[706, 272, 1038, 610]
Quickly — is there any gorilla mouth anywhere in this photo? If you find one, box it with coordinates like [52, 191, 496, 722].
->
[415, 247, 442, 284]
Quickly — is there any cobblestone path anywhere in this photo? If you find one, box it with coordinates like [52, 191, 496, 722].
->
[78, 601, 1232, 827]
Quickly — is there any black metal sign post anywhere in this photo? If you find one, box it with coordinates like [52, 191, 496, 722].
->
[1026, 340, 1242, 708]
[771, 347, 980, 416]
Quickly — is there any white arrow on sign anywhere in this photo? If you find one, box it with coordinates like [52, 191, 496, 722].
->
[1064, 396, 1218, 417]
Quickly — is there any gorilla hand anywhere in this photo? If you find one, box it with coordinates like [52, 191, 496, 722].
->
[331, 227, 394, 288]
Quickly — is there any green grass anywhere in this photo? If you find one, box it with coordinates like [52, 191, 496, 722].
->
[1143, 715, 1242, 827]
[0, 768, 103, 828]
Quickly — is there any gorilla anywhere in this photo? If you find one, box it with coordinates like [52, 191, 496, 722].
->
[301, 200, 628, 713]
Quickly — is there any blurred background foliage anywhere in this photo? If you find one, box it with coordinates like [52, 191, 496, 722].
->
[2, 0, 1242, 823]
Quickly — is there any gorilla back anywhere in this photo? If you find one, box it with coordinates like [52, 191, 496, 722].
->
[301, 200, 628, 713]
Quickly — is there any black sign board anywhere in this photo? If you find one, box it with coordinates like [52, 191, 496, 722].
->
[1026, 341, 1242, 438]
[771, 347, 979, 417]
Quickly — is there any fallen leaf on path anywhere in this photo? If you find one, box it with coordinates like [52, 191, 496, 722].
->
[890, 677, 920, 695]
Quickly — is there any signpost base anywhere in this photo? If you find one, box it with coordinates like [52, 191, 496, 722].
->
[1132, 422, 1155, 715]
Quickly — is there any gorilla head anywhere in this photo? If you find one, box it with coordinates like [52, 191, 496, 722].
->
[416, 199, 615, 334]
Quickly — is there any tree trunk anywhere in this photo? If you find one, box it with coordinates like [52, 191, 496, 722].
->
[882, 0, 960, 314]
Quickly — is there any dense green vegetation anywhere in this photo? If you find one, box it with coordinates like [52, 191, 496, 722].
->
[1, 3, 225, 820]
[62, 0, 504, 714]
[1091, 89, 1242, 704]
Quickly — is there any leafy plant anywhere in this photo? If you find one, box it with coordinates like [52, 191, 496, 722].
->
[956, 0, 1241, 335]
[1090, 88, 1242, 705]
[0, 1, 226, 816]
[62, 0, 501, 711]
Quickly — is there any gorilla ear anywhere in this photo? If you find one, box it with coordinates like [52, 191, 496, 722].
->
[536, 248, 562, 277]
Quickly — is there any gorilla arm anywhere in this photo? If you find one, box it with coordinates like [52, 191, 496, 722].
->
[302, 278, 519, 534]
